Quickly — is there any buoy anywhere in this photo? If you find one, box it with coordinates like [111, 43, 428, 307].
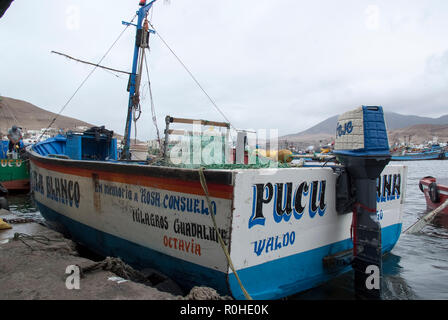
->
[0, 197, 8, 210]
[0, 218, 12, 230]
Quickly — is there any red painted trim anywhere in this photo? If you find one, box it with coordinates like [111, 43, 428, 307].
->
[419, 177, 448, 214]
[30, 158, 234, 200]
[2, 179, 30, 191]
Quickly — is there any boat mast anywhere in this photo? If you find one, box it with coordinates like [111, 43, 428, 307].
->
[122, 0, 157, 160]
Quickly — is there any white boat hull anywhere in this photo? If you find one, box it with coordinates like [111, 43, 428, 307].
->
[29, 151, 407, 299]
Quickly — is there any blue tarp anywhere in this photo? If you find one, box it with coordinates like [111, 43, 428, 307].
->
[1, 140, 25, 159]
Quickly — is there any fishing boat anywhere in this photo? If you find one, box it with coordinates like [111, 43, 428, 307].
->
[27, 1, 407, 300]
[419, 176, 448, 215]
[391, 144, 446, 161]
[0, 140, 30, 191]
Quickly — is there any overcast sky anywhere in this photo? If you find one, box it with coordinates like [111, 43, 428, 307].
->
[1, 0, 447, 140]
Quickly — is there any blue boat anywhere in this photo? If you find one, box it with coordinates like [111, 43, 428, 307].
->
[27, 1, 407, 300]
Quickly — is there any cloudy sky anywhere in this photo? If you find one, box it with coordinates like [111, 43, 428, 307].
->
[1, 0, 447, 140]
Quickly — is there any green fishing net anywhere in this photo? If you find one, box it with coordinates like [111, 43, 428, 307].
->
[152, 133, 290, 170]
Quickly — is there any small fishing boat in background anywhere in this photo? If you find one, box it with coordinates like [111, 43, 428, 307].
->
[391, 144, 446, 161]
[0, 140, 30, 191]
[419, 176, 448, 215]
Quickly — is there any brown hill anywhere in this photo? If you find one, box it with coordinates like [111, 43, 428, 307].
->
[388, 124, 448, 145]
[280, 110, 448, 149]
[0, 96, 95, 135]
[279, 133, 334, 150]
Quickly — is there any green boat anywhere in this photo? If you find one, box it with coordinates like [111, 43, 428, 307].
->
[1, 141, 30, 191]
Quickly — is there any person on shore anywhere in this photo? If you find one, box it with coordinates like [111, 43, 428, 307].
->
[7, 125, 23, 153]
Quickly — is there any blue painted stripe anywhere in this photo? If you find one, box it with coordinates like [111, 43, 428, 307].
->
[36, 200, 401, 300]
[35, 201, 230, 296]
[228, 223, 402, 300]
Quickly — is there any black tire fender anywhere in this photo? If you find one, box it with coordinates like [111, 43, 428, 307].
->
[419, 176, 434, 193]
[428, 182, 440, 203]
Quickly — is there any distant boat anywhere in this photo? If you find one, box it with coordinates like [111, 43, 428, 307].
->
[0, 140, 30, 191]
[419, 176, 448, 215]
[391, 144, 446, 161]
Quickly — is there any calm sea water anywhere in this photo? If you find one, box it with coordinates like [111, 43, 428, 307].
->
[6, 160, 448, 300]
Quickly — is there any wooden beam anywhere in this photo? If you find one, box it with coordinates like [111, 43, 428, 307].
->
[168, 117, 230, 128]
[166, 129, 227, 136]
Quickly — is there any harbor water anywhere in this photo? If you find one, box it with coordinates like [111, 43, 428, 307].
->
[293, 159, 448, 300]
[6, 160, 448, 300]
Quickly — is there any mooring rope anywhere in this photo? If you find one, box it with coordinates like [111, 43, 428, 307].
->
[3, 218, 37, 224]
[79, 256, 152, 285]
[198, 167, 252, 300]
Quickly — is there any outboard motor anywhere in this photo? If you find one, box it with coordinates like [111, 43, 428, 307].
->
[333, 106, 391, 300]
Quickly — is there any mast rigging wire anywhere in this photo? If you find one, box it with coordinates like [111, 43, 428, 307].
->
[51, 51, 132, 76]
[38, 13, 138, 142]
[148, 22, 235, 130]
[143, 48, 162, 151]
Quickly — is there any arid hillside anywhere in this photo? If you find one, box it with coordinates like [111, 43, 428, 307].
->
[280, 110, 448, 148]
[0, 96, 94, 135]
[388, 124, 448, 145]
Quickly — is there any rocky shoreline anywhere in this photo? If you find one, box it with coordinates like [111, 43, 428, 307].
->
[0, 209, 230, 300]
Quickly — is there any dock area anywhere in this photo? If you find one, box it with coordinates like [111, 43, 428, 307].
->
[0, 209, 228, 300]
